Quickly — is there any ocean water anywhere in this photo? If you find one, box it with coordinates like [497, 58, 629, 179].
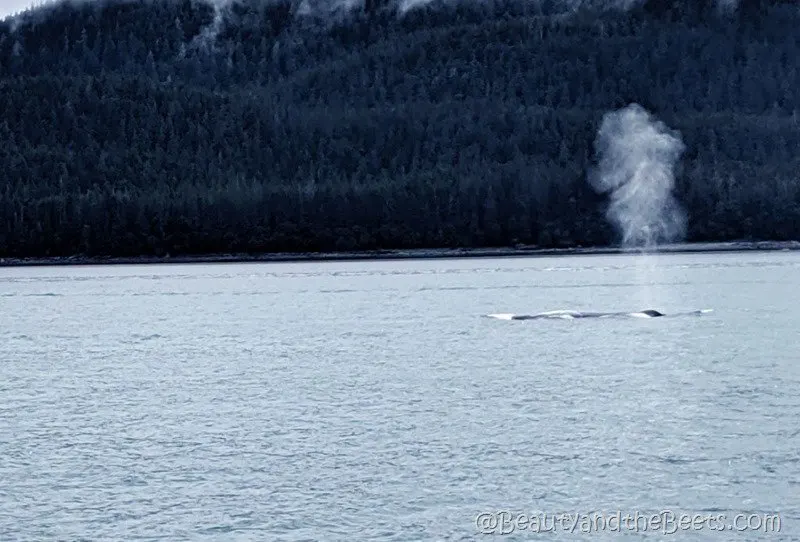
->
[1, 251, 798, 541]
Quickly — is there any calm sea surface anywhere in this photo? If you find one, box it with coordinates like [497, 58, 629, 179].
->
[1, 251, 798, 541]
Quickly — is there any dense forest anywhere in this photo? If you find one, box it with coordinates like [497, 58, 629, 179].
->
[1, 0, 799, 257]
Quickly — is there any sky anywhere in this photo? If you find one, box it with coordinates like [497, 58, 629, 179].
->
[1, 0, 41, 19]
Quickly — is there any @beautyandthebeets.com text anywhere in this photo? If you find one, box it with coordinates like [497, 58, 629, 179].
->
[475, 510, 782, 535]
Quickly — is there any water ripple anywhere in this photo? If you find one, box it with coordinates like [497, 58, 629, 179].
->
[1, 253, 797, 540]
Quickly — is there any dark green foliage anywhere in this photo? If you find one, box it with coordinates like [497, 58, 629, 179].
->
[1, 0, 799, 257]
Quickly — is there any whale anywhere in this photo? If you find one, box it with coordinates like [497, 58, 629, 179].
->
[486, 309, 712, 321]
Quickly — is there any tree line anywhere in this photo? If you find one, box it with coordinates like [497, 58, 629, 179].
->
[1, 0, 799, 257]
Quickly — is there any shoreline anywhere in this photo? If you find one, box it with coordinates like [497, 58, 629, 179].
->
[0, 240, 798, 268]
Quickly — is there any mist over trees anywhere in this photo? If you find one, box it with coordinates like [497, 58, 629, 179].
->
[1, 0, 799, 257]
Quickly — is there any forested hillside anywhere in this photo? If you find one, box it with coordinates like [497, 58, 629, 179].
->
[1, 0, 799, 257]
